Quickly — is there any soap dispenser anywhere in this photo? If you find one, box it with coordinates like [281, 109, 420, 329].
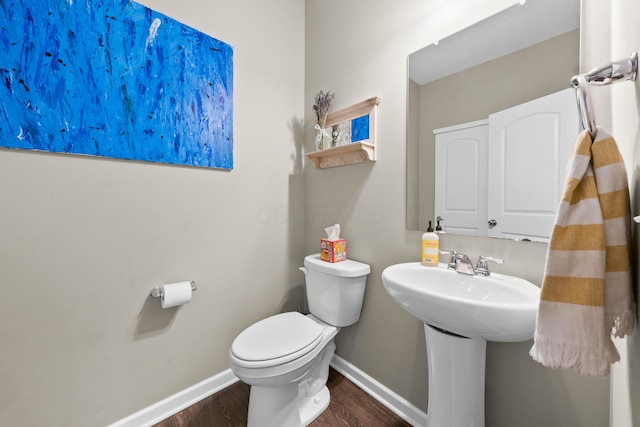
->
[422, 220, 439, 267]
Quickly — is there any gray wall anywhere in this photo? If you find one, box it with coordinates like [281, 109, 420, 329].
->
[0, 1, 305, 426]
[304, 1, 610, 426]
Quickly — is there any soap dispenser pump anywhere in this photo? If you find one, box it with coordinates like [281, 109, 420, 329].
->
[422, 220, 439, 267]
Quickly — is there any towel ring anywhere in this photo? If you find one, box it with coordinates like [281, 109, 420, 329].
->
[570, 74, 596, 138]
[570, 52, 638, 139]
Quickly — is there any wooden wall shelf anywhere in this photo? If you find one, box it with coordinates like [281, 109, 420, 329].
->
[307, 96, 380, 169]
[307, 142, 375, 168]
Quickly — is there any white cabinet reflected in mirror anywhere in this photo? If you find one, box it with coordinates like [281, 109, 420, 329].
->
[406, 0, 580, 240]
[434, 89, 578, 242]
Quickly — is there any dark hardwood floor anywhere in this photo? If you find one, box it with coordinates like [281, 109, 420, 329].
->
[153, 368, 412, 427]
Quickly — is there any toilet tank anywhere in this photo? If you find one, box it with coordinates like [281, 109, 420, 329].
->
[303, 254, 371, 327]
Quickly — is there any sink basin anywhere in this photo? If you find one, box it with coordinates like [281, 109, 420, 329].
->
[382, 263, 540, 342]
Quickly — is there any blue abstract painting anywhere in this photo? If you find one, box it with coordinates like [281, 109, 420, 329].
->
[0, 0, 234, 169]
[351, 115, 369, 143]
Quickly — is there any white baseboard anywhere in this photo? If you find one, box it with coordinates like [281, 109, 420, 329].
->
[106, 369, 238, 427]
[108, 356, 427, 427]
[330, 355, 428, 427]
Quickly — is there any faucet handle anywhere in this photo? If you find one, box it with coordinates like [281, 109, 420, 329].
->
[475, 255, 504, 276]
[445, 250, 458, 270]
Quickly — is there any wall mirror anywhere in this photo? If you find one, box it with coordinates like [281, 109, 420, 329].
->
[406, 0, 580, 241]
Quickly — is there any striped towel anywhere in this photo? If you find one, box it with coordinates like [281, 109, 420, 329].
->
[529, 127, 635, 377]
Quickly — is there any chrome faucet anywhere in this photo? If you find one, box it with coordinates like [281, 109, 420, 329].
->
[447, 251, 475, 275]
[447, 252, 504, 276]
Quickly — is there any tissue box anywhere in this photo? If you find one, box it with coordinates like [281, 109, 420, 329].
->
[321, 239, 346, 263]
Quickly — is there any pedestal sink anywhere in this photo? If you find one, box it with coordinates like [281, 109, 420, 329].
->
[381, 262, 540, 427]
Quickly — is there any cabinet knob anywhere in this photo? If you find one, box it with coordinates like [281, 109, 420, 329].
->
[488, 219, 497, 228]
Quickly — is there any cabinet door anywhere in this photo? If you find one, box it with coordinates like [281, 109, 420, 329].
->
[434, 121, 488, 236]
[487, 88, 578, 241]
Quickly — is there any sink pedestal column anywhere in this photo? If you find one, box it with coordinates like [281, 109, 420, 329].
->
[424, 323, 486, 427]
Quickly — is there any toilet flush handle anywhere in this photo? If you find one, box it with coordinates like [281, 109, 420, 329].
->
[299, 267, 308, 275]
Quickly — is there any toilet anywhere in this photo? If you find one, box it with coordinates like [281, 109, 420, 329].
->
[229, 253, 371, 427]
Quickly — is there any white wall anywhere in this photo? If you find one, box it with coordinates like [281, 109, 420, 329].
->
[613, 0, 640, 420]
[582, 1, 640, 426]
[0, 1, 305, 425]
[305, 1, 610, 426]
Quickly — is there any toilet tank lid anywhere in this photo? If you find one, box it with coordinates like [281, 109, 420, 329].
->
[304, 254, 371, 277]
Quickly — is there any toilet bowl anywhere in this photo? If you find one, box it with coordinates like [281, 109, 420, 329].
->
[230, 312, 338, 426]
[229, 254, 370, 427]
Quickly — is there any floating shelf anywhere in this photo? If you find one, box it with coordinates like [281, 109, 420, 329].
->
[307, 141, 376, 168]
[307, 96, 380, 169]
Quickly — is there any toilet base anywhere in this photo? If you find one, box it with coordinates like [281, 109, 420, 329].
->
[247, 384, 330, 427]
[300, 385, 330, 425]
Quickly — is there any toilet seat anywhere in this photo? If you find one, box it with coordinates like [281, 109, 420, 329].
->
[231, 312, 324, 369]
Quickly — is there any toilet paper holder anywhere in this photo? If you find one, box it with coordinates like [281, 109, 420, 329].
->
[150, 281, 197, 298]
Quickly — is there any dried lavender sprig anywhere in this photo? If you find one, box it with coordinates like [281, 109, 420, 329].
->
[313, 90, 335, 125]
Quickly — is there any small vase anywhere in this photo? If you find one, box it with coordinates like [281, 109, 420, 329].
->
[315, 127, 325, 150]
[314, 121, 329, 150]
